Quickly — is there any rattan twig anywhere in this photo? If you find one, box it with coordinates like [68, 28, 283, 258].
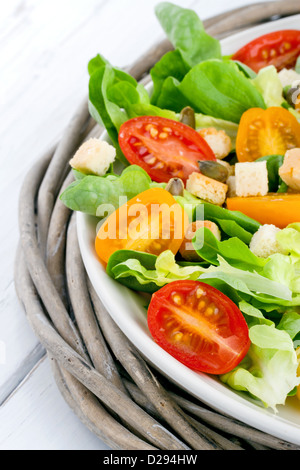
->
[15, 1, 300, 450]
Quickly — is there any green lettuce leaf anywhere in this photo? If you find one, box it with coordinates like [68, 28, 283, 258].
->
[60, 165, 151, 216]
[256, 154, 287, 193]
[178, 59, 266, 123]
[252, 65, 285, 107]
[155, 2, 221, 68]
[200, 256, 292, 304]
[221, 324, 300, 411]
[193, 228, 266, 270]
[238, 301, 274, 327]
[150, 49, 190, 106]
[107, 250, 206, 293]
[277, 311, 300, 346]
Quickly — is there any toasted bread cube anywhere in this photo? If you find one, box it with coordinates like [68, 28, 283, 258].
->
[278, 68, 300, 88]
[186, 172, 228, 206]
[250, 224, 288, 258]
[279, 148, 300, 191]
[198, 127, 232, 159]
[235, 161, 268, 197]
[69, 138, 116, 176]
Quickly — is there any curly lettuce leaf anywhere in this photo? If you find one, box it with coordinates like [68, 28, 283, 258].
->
[221, 324, 300, 411]
[252, 65, 285, 108]
[107, 249, 206, 293]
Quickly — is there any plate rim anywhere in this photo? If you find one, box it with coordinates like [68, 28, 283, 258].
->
[77, 14, 300, 445]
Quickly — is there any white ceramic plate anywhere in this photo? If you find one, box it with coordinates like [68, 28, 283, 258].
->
[77, 15, 300, 446]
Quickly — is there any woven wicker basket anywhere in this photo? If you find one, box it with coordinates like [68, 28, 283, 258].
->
[15, 1, 300, 451]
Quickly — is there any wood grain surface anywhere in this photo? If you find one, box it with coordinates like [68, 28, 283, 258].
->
[0, 0, 294, 450]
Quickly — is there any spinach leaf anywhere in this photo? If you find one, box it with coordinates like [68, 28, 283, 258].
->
[256, 154, 287, 192]
[72, 169, 88, 181]
[150, 49, 190, 105]
[89, 65, 129, 164]
[193, 228, 267, 271]
[107, 250, 159, 293]
[155, 2, 221, 67]
[199, 201, 261, 234]
[233, 60, 257, 79]
[88, 54, 177, 153]
[60, 166, 151, 216]
[178, 60, 266, 123]
[88, 54, 109, 76]
[107, 78, 177, 120]
[213, 219, 253, 244]
[155, 77, 189, 113]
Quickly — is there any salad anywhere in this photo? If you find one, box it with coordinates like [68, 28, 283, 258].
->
[60, 3, 300, 413]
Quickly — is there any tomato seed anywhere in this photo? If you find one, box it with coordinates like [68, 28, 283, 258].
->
[172, 294, 182, 305]
[150, 127, 158, 138]
[196, 287, 204, 298]
[144, 155, 156, 165]
[159, 132, 168, 139]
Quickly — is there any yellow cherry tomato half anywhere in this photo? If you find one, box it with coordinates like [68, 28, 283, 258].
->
[236, 107, 300, 162]
[95, 187, 189, 264]
[226, 193, 300, 228]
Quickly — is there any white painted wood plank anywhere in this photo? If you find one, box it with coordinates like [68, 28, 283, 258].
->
[0, 357, 110, 450]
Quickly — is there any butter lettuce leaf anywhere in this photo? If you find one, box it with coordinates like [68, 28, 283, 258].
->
[155, 2, 221, 68]
[178, 60, 266, 123]
[60, 165, 151, 216]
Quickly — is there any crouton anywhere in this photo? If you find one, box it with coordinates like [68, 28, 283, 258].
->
[179, 221, 221, 261]
[235, 161, 268, 197]
[279, 148, 300, 191]
[278, 68, 300, 88]
[69, 138, 116, 176]
[198, 127, 232, 159]
[186, 172, 228, 206]
[250, 224, 288, 258]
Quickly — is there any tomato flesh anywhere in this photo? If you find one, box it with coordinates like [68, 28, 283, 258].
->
[147, 281, 250, 375]
[118, 116, 216, 183]
[232, 30, 300, 72]
[95, 188, 189, 264]
[236, 107, 300, 162]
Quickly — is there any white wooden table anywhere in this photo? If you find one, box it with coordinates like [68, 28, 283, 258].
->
[0, 0, 277, 450]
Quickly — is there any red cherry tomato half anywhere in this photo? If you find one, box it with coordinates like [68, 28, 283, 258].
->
[232, 30, 300, 73]
[118, 116, 216, 183]
[147, 280, 250, 375]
